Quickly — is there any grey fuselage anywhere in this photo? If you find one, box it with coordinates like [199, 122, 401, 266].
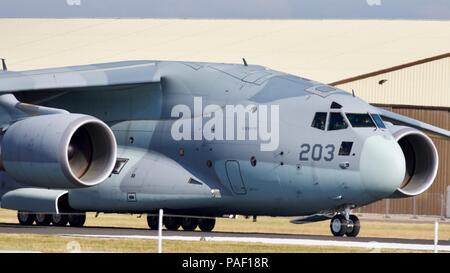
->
[14, 61, 406, 217]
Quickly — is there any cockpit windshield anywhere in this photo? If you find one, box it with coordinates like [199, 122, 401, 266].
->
[345, 113, 375, 128]
[311, 112, 386, 131]
[370, 113, 386, 129]
[328, 112, 348, 131]
[311, 112, 327, 130]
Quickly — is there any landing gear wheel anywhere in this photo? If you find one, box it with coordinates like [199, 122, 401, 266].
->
[181, 217, 198, 231]
[330, 214, 348, 237]
[164, 217, 181, 231]
[51, 214, 69, 226]
[35, 213, 52, 226]
[147, 215, 159, 230]
[68, 214, 86, 227]
[17, 211, 35, 225]
[198, 218, 215, 232]
[345, 215, 360, 237]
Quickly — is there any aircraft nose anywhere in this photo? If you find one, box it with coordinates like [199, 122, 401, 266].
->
[359, 135, 406, 199]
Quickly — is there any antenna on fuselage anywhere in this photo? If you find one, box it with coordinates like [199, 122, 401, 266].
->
[242, 58, 248, 66]
[0, 58, 7, 71]
[351, 89, 355, 97]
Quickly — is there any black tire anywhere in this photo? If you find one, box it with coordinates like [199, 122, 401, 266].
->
[164, 216, 181, 231]
[51, 214, 69, 226]
[68, 214, 86, 227]
[147, 215, 159, 230]
[346, 215, 361, 237]
[17, 211, 35, 225]
[198, 218, 215, 232]
[181, 217, 198, 231]
[35, 213, 52, 226]
[330, 214, 348, 237]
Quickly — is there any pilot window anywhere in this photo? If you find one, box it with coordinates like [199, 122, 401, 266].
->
[311, 112, 327, 130]
[370, 113, 386, 129]
[328, 112, 348, 131]
[346, 113, 375, 128]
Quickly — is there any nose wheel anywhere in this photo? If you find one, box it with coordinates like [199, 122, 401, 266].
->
[330, 214, 360, 237]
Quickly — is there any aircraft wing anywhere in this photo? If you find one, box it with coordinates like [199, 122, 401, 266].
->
[0, 61, 160, 93]
[376, 107, 450, 138]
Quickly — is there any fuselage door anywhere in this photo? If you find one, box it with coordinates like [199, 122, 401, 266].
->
[225, 160, 247, 195]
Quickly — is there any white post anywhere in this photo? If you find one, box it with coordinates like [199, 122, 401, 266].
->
[158, 209, 163, 253]
[434, 220, 439, 253]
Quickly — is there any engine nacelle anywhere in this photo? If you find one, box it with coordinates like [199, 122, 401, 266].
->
[389, 125, 438, 198]
[0, 114, 117, 189]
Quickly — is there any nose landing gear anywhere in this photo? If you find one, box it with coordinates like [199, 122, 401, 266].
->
[330, 212, 360, 237]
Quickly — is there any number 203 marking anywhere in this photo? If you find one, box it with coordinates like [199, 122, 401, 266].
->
[299, 144, 335, 161]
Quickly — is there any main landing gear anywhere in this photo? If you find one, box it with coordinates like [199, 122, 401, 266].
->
[147, 215, 216, 232]
[17, 211, 86, 227]
[330, 213, 360, 237]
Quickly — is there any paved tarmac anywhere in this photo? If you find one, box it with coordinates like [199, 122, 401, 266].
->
[0, 222, 449, 251]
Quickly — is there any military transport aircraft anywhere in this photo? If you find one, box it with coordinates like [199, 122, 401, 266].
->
[0, 59, 448, 237]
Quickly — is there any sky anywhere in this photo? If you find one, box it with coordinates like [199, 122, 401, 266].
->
[0, 0, 449, 19]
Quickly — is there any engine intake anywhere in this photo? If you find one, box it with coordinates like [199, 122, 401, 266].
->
[390, 126, 438, 198]
[0, 114, 117, 189]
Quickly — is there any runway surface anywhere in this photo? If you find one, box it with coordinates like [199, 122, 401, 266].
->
[1, 222, 449, 251]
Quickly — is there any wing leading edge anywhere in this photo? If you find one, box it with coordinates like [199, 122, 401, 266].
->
[0, 61, 160, 94]
[377, 107, 450, 138]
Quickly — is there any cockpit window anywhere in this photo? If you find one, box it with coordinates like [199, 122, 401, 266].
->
[311, 112, 327, 130]
[346, 113, 376, 128]
[370, 113, 386, 129]
[328, 112, 348, 131]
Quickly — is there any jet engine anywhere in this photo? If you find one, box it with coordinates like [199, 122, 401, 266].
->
[389, 125, 438, 198]
[0, 113, 117, 189]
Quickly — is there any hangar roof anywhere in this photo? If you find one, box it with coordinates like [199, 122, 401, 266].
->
[333, 53, 450, 107]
